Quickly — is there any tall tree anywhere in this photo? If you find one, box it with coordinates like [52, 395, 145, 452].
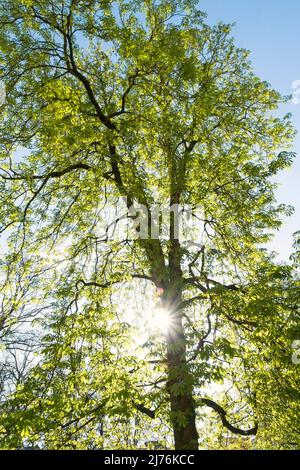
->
[0, 0, 298, 449]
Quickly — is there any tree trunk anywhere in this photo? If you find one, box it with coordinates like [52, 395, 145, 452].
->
[164, 196, 199, 450]
[165, 309, 199, 450]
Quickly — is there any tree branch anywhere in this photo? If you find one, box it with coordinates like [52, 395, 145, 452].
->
[134, 403, 155, 419]
[1, 163, 91, 181]
[199, 398, 258, 436]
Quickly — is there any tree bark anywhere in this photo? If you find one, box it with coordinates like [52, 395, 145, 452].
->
[164, 196, 199, 450]
[165, 308, 199, 450]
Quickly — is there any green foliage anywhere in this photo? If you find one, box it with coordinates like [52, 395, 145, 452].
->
[0, 0, 298, 450]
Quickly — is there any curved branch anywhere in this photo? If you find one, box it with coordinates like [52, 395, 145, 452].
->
[75, 273, 154, 290]
[1, 163, 92, 181]
[199, 398, 258, 436]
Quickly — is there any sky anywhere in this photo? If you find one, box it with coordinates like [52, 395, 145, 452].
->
[199, 0, 300, 261]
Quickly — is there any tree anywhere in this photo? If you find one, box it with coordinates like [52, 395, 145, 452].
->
[0, 0, 298, 450]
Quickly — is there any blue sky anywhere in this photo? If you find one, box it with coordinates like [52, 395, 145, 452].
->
[200, 0, 300, 261]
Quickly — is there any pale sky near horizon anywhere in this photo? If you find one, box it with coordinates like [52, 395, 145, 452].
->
[200, 0, 300, 261]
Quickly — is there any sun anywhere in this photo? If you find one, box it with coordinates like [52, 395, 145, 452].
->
[144, 305, 171, 335]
